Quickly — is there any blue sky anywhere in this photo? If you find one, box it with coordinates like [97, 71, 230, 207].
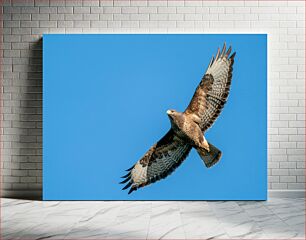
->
[43, 34, 267, 200]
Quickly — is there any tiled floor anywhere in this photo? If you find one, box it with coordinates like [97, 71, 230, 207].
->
[2, 198, 305, 239]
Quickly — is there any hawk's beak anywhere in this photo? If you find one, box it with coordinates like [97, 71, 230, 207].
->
[167, 110, 171, 115]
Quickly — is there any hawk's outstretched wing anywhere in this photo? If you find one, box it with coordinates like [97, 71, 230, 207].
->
[120, 130, 192, 194]
[185, 43, 235, 132]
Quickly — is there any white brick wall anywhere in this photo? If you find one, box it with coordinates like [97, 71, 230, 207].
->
[1, 0, 305, 197]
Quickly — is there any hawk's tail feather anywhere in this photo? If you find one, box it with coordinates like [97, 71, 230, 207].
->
[120, 172, 131, 178]
[119, 176, 131, 184]
[195, 142, 222, 168]
[125, 165, 134, 171]
[128, 186, 137, 194]
[121, 165, 138, 194]
[122, 181, 133, 190]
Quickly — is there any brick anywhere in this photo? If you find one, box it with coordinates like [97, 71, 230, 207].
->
[113, 13, 129, 21]
[21, 20, 39, 28]
[131, 0, 148, 7]
[280, 162, 296, 169]
[4, 49, 20, 57]
[39, 6, 57, 13]
[49, 0, 65, 6]
[121, 20, 139, 28]
[288, 155, 305, 162]
[269, 142, 279, 149]
[121, 7, 138, 14]
[287, 149, 305, 155]
[39, 21, 57, 28]
[272, 169, 289, 176]
[297, 114, 305, 121]
[234, 7, 251, 13]
[4, 21, 20, 28]
[108, 21, 121, 28]
[297, 142, 305, 149]
[65, 14, 83, 20]
[65, 0, 82, 6]
[271, 121, 288, 128]
[74, 6, 90, 13]
[12, 13, 31, 20]
[49, 14, 64, 20]
[289, 106, 304, 113]
[74, 21, 90, 28]
[150, 14, 167, 21]
[20, 176, 36, 183]
[58, 20, 73, 28]
[251, 6, 279, 14]
[288, 183, 305, 189]
[177, 21, 195, 28]
[279, 128, 297, 135]
[32, 13, 49, 20]
[4, 176, 20, 183]
[3, 6, 22, 13]
[113, 0, 130, 6]
[139, 20, 158, 28]
[177, 7, 196, 14]
[2, 169, 12, 176]
[90, 21, 107, 28]
[28, 170, 42, 177]
[12, 0, 34, 6]
[57, 6, 73, 14]
[148, 0, 167, 7]
[269, 162, 279, 169]
[185, 0, 202, 6]
[103, 6, 121, 13]
[281, 141, 297, 149]
[279, 114, 296, 121]
[271, 183, 287, 189]
[195, 7, 209, 14]
[31, 27, 49, 35]
[168, 14, 184, 21]
[297, 162, 305, 168]
[139, 7, 157, 13]
[268, 176, 279, 183]
[185, 14, 202, 21]
[90, 6, 104, 13]
[280, 176, 296, 183]
[99, 13, 113, 20]
[210, 21, 234, 28]
[83, 0, 99, 6]
[218, 1, 243, 6]
[83, 13, 99, 20]
[12, 170, 28, 177]
[297, 176, 305, 183]
[3, 13, 12, 21]
[34, 0, 48, 5]
[289, 121, 305, 128]
[130, 14, 149, 21]
[21, 6, 39, 13]
[234, 21, 251, 28]
[158, 21, 176, 28]
[158, 7, 176, 14]
[289, 169, 304, 176]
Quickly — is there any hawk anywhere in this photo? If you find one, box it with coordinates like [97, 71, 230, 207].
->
[120, 43, 236, 194]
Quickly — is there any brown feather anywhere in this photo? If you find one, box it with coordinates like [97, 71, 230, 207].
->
[121, 130, 192, 194]
[184, 45, 236, 132]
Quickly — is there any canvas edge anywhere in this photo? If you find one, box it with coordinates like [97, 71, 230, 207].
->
[1, 190, 304, 200]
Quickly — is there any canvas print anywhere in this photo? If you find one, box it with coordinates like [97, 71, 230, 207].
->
[43, 34, 267, 200]
[121, 44, 235, 194]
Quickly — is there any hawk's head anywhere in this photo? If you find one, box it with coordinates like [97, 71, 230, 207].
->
[166, 109, 177, 116]
[167, 109, 183, 126]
